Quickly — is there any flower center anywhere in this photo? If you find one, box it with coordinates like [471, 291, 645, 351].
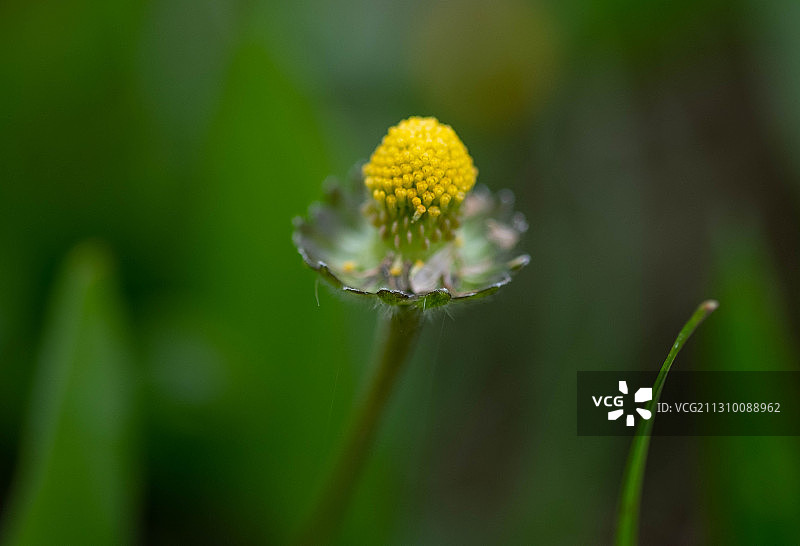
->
[363, 117, 477, 253]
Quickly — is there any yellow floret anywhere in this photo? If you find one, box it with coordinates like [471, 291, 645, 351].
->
[363, 116, 476, 252]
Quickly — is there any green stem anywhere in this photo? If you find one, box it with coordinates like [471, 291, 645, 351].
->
[614, 300, 719, 546]
[297, 306, 424, 545]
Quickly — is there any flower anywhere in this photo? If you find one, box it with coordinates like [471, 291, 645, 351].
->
[293, 116, 529, 309]
[363, 117, 476, 255]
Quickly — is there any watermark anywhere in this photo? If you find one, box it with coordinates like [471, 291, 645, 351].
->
[577, 371, 800, 436]
[592, 381, 652, 427]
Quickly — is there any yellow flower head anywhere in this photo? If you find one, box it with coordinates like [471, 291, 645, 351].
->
[294, 115, 529, 307]
[363, 117, 477, 253]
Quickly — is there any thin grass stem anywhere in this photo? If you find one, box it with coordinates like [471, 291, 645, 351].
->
[614, 300, 719, 546]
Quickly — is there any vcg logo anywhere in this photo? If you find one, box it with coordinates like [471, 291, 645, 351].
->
[592, 381, 653, 427]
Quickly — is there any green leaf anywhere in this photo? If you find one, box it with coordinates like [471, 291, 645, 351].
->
[2, 242, 138, 546]
[614, 300, 719, 546]
[699, 226, 800, 544]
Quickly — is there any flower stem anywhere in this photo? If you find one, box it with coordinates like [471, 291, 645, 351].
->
[297, 306, 424, 545]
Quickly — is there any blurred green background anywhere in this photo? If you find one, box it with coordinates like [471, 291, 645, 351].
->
[1, 0, 799, 544]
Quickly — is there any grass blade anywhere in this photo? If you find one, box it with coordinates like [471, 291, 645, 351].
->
[614, 300, 719, 546]
[1, 243, 138, 546]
